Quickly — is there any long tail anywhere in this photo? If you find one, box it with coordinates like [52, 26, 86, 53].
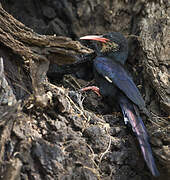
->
[118, 95, 159, 176]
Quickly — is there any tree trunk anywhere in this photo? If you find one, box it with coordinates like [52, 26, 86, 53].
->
[0, 1, 169, 179]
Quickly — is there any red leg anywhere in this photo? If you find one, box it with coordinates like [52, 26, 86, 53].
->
[81, 86, 101, 96]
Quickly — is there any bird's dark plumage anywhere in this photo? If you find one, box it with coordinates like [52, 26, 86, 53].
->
[80, 32, 159, 176]
[94, 57, 146, 110]
[102, 32, 128, 65]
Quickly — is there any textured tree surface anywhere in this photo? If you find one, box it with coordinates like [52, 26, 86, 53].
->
[0, 1, 169, 180]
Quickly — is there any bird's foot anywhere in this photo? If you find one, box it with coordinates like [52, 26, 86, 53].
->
[80, 86, 101, 96]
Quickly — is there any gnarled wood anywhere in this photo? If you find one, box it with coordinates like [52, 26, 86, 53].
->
[139, 2, 170, 113]
[0, 4, 92, 65]
[0, 4, 92, 101]
[0, 1, 169, 179]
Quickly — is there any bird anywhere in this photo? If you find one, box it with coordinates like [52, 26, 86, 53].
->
[80, 32, 160, 176]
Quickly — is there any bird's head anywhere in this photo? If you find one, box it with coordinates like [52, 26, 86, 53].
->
[80, 32, 128, 65]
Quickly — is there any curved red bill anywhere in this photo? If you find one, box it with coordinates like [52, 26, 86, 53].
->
[80, 35, 109, 43]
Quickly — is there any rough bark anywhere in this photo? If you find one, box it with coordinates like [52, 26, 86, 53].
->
[139, 1, 170, 113]
[138, 2, 170, 175]
[0, 3, 92, 103]
[0, 4, 91, 64]
[0, 1, 169, 180]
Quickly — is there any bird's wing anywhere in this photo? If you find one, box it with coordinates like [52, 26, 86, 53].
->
[94, 57, 145, 109]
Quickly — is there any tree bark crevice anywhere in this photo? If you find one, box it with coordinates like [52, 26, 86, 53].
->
[0, 1, 169, 179]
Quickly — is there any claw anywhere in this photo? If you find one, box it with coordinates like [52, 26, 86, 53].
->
[81, 86, 101, 96]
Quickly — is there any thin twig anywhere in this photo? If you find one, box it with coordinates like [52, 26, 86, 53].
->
[99, 136, 112, 163]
